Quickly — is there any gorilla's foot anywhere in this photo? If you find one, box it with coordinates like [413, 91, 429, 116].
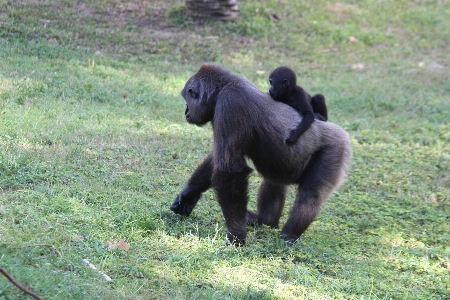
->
[227, 232, 246, 247]
[245, 210, 259, 226]
[279, 231, 299, 246]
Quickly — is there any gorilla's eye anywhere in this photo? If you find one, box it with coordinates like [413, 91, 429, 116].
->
[188, 88, 199, 99]
[269, 79, 273, 85]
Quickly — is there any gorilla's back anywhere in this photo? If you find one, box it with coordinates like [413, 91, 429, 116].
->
[245, 88, 350, 184]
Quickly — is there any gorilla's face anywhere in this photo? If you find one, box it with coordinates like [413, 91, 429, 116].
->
[268, 76, 288, 101]
[181, 77, 216, 126]
[268, 66, 296, 102]
[181, 84, 198, 124]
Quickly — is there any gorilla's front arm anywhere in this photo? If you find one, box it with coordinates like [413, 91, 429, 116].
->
[170, 153, 213, 216]
[171, 152, 252, 246]
[212, 167, 253, 246]
[171, 89, 255, 245]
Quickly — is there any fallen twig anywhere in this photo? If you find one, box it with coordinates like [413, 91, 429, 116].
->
[0, 266, 44, 300]
[82, 259, 113, 282]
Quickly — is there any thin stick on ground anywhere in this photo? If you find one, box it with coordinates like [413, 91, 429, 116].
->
[0, 266, 44, 300]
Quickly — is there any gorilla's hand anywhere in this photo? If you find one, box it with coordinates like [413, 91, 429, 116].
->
[286, 138, 295, 145]
[286, 129, 299, 145]
[170, 187, 202, 217]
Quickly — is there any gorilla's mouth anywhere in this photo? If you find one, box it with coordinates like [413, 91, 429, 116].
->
[269, 90, 275, 98]
[185, 104, 192, 122]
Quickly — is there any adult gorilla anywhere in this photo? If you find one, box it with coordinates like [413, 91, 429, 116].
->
[170, 63, 351, 246]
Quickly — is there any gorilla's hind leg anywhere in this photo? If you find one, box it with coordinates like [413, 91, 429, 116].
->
[281, 146, 347, 242]
[247, 179, 287, 228]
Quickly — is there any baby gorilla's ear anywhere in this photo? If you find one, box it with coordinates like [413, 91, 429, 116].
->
[282, 79, 289, 88]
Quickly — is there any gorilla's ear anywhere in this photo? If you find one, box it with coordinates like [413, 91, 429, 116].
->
[282, 79, 289, 88]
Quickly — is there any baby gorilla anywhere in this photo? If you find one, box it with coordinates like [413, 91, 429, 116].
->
[269, 66, 328, 145]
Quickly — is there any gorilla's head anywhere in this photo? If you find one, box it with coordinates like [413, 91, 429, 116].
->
[181, 64, 231, 126]
[268, 66, 297, 101]
[181, 81, 213, 126]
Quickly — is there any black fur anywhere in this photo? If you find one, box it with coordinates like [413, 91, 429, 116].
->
[311, 93, 328, 121]
[170, 154, 213, 216]
[171, 63, 351, 246]
[269, 66, 328, 144]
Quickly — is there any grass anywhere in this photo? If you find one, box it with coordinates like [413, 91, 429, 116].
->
[0, 0, 449, 299]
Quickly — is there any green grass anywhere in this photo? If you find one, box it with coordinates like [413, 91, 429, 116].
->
[0, 0, 449, 299]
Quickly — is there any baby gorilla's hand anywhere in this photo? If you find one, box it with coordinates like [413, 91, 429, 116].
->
[285, 138, 296, 145]
[286, 130, 298, 145]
